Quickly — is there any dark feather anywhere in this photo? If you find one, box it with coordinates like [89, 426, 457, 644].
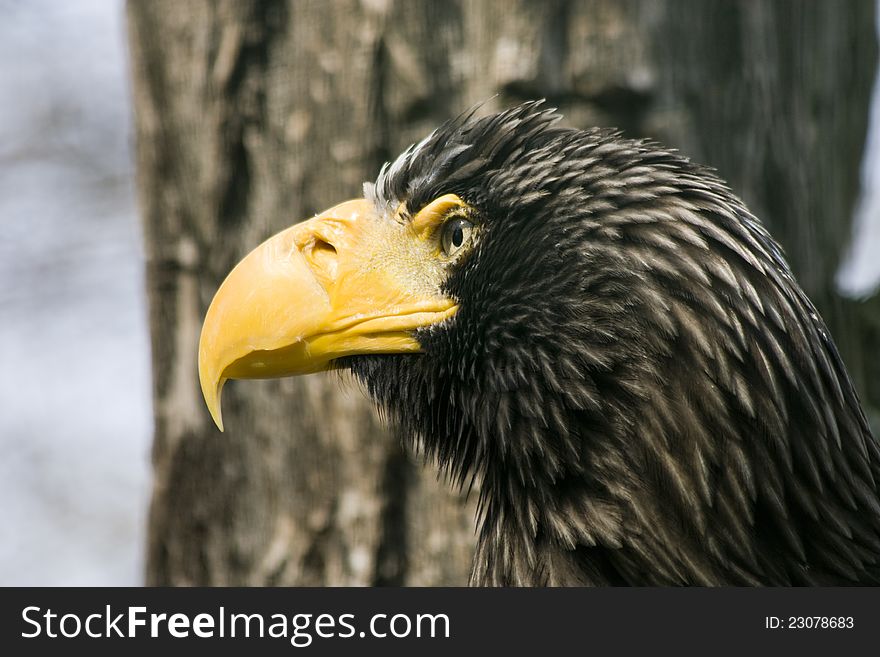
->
[349, 102, 880, 585]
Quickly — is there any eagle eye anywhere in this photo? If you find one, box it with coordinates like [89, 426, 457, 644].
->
[440, 215, 473, 257]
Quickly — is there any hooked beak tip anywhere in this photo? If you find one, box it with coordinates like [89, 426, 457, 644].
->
[206, 380, 226, 432]
[199, 354, 226, 432]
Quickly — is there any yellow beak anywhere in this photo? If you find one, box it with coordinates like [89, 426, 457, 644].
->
[198, 199, 457, 431]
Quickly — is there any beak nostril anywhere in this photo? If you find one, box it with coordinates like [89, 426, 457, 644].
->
[312, 238, 337, 257]
[307, 238, 338, 280]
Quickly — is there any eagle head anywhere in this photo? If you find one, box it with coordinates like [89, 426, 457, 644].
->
[198, 102, 880, 585]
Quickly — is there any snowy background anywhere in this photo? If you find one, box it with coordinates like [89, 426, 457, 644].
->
[0, 0, 878, 586]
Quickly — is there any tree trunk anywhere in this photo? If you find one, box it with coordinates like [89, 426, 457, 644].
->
[127, 0, 481, 586]
[128, 0, 878, 586]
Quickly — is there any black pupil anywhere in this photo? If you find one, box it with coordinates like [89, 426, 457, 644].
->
[451, 223, 464, 248]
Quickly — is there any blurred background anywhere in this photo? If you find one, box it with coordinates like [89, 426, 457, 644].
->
[2, 0, 879, 585]
[0, 0, 149, 584]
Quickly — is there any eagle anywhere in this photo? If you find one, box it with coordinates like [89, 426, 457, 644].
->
[198, 101, 880, 585]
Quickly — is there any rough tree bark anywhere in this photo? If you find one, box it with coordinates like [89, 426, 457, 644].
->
[128, 0, 878, 586]
[127, 0, 478, 586]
